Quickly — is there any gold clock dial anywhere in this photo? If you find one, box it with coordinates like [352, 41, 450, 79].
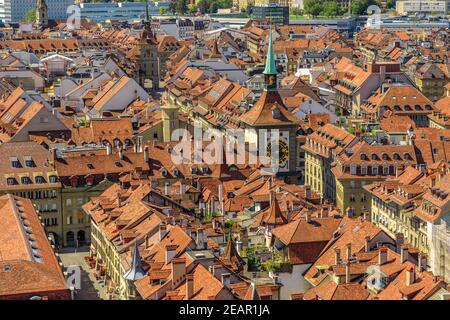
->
[266, 139, 289, 165]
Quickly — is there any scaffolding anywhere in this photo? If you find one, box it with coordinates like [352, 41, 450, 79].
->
[430, 219, 450, 284]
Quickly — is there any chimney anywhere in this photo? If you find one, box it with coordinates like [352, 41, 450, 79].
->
[145, 234, 150, 249]
[287, 203, 292, 222]
[345, 261, 351, 284]
[346, 243, 352, 261]
[418, 253, 427, 272]
[179, 183, 184, 194]
[378, 247, 388, 266]
[334, 247, 341, 265]
[144, 146, 150, 162]
[304, 185, 311, 199]
[196, 228, 206, 249]
[400, 245, 408, 264]
[186, 274, 194, 299]
[364, 236, 370, 252]
[320, 207, 329, 218]
[406, 266, 415, 286]
[269, 190, 275, 206]
[395, 233, 404, 252]
[221, 273, 231, 287]
[235, 240, 242, 254]
[305, 209, 312, 223]
[345, 207, 354, 218]
[106, 143, 112, 155]
[171, 257, 186, 287]
[165, 244, 177, 264]
[164, 183, 170, 196]
[159, 223, 167, 241]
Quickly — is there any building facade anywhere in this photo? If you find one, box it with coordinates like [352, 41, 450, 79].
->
[0, 0, 74, 22]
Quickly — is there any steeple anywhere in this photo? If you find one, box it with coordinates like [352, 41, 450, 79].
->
[36, 0, 48, 28]
[263, 29, 277, 91]
[123, 241, 146, 281]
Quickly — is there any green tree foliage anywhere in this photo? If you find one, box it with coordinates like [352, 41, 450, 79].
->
[176, 0, 188, 15]
[304, 0, 323, 17]
[322, 1, 343, 17]
[351, 0, 377, 15]
[25, 8, 36, 22]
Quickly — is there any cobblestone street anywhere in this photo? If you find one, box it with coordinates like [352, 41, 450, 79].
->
[58, 247, 108, 300]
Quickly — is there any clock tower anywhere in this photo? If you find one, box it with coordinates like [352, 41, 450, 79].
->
[240, 29, 300, 181]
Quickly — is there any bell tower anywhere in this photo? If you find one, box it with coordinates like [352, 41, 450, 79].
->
[36, 0, 48, 29]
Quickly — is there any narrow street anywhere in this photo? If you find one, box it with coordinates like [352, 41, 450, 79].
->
[58, 247, 108, 300]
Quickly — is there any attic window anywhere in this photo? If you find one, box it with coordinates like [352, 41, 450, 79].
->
[114, 161, 122, 167]
[35, 176, 45, 184]
[10, 157, 20, 168]
[404, 105, 411, 111]
[87, 163, 94, 169]
[21, 177, 32, 185]
[24, 156, 35, 168]
[272, 108, 282, 119]
[7, 178, 16, 185]
[49, 175, 58, 183]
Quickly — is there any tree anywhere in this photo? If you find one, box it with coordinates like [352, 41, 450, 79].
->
[175, 0, 188, 14]
[169, 1, 177, 14]
[290, 7, 303, 17]
[209, 2, 219, 13]
[159, 7, 167, 15]
[386, 0, 396, 9]
[304, 0, 324, 18]
[351, 0, 377, 15]
[25, 8, 36, 22]
[322, 1, 342, 17]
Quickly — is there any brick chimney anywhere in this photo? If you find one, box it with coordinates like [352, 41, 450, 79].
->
[144, 146, 150, 162]
[345, 261, 351, 284]
[165, 244, 177, 264]
[418, 253, 427, 272]
[304, 185, 311, 199]
[364, 236, 370, 252]
[186, 274, 194, 299]
[171, 257, 186, 288]
[159, 222, 167, 241]
[334, 247, 341, 265]
[378, 247, 388, 265]
[406, 266, 415, 286]
[346, 243, 352, 261]
[400, 245, 408, 264]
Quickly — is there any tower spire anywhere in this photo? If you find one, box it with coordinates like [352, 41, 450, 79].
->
[263, 28, 277, 91]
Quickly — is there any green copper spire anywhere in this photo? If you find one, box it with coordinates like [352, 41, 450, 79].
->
[263, 29, 277, 91]
[263, 30, 276, 76]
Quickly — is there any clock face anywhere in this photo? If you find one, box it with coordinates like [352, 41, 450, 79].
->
[268, 75, 276, 86]
[266, 139, 289, 167]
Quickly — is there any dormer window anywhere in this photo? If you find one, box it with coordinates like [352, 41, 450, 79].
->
[7, 178, 16, 185]
[404, 105, 411, 111]
[393, 153, 401, 160]
[202, 166, 208, 174]
[21, 176, 32, 185]
[24, 156, 35, 168]
[35, 176, 45, 184]
[49, 175, 58, 183]
[403, 152, 411, 160]
[10, 157, 20, 168]
[162, 169, 168, 176]
[371, 153, 378, 160]
[191, 166, 198, 174]
[272, 108, 281, 119]
[382, 153, 389, 161]
[360, 153, 367, 160]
